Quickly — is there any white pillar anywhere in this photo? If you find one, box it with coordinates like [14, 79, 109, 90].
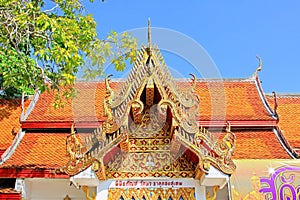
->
[96, 180, 113, 200]
[195, 184, 206, 200]
[15, 178, 26, 199]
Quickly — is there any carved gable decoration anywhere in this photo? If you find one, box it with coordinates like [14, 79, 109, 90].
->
[64, 26, 236, 180]
[104, 44, 200, 135]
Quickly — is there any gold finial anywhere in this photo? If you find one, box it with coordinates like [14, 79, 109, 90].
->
[255, 55, 262, 74]
[71, 123, 75, 134]
[189, 73, 197, 91]
[148, 18, 151, 48]
[64, 195, 71, 200]
[226, 121, 231, 133]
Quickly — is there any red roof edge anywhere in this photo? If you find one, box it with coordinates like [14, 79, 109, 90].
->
[0, 168, 69, 179]
[21, 121, 103, 129]
[0, 193, 21, 200]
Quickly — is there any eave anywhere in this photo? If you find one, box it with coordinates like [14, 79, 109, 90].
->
[0, 168, 69, 179]
[21, 121, 103, 129]
[198, 120, 277, 128]
[0, 193, 21, 200]
[21, 119, 277, 129]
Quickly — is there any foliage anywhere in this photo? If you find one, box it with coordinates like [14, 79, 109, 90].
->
[0, 0, 137, 101]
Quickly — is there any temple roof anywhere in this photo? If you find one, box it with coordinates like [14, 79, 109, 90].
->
[22, 78, 275, 129]
[1, 133, 69, 169]
[0, 75, 297, 173]
[0, 33, 298, 179]
[0, 80, 297, 178]
[0, 87, 294, 172]
[0, 129, 290, 172]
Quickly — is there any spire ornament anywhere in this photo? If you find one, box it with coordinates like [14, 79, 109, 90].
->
[255, 55, 262, 74]
[147, 18, 151, 49]
[272, 91, 278, 118]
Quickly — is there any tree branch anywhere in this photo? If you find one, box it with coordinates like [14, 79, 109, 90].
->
[43, 4, 59, 13]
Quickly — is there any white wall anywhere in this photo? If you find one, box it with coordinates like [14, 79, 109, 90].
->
[24, 178, 85, 200]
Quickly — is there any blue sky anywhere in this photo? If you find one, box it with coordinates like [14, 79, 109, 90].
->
[83, 1, 300, 93]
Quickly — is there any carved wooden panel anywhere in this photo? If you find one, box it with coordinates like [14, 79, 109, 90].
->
[106, 152, 196, 179]
[108, 187, 196, 200]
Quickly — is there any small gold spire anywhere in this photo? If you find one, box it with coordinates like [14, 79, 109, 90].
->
[148, 18, 151, 48]
[226, 121, 231, 133]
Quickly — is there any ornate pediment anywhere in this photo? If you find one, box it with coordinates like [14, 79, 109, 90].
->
[106, 151, 196, 179]
[104, 43, 200, 135]
[63, 22, 236, 180]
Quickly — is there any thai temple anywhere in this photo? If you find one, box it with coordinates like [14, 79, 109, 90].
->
[0, 24, 300, 200]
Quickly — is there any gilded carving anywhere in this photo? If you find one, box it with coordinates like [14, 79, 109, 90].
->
[64, 32, 236, 182]
[220, 122, 236, 166]
[108, 188, 196, 200]
[81, 186, 96, 200]
[206, 186, 220, 200]
[104, 74, 114, 120]
[189, 73, 197, 92]
[106, 152, 196, 179]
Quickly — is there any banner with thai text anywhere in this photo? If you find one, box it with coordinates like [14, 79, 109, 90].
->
[230, 160, 300, 200]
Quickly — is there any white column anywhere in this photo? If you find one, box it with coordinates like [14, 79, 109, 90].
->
[15, 178, 27, 199]
[96, 180, 113, 200]
[195, 181, 206, 200]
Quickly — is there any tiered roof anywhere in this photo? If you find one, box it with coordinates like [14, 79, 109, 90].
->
[0, 76, 297, 177]
[22, 79, 275, 128]
[0, 34, 298, 179]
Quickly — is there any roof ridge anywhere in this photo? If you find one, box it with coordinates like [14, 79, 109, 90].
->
[193, 77, 254, 82]
[74, 77, 256, 83]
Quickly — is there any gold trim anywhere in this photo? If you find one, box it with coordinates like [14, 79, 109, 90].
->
[108, 187, 195, 200]
[64, 31, 236, 180]
[81, 186, 96, 200]
[206, 185, 220, 200]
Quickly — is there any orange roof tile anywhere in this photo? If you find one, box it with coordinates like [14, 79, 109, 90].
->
[25, 82, 107, 123]
[2, 125, 290, 171]
[230, 130, 290, 159]
[267, 95, 300, 152]
[194, 80, 273, 121]
[3, 130, 289, 171]
[25, 79, 274, 125]
[213, 129, 290, 159]
[0, 99, 30, 154]
[1, 133, 69, 169]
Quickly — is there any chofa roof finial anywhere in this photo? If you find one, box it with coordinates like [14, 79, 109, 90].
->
[148, 18, 151, 49]
[272, 91, 278, 118]
[255, 55, 262, 75]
